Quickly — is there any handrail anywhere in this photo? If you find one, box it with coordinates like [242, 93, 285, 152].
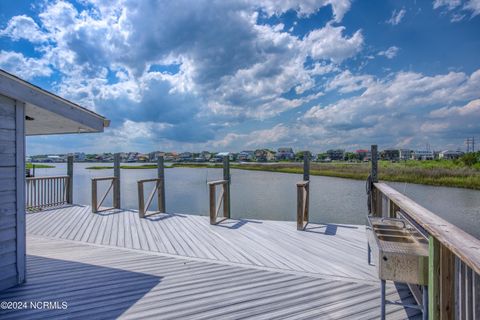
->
[138, 178, 165, 218]
[91, 176, 118, 213]
[26, 175, 70, 211]
[374, 182, 480, 274]
[296, 180, 309, 230]
[27, 175, 69, 181]
[371, 182, 480, 319]
[208, 179, 228, 186]
[208, 180, 228, 225]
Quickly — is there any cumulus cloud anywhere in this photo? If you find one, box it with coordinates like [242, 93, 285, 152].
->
[0, 51, 52, 80]
[386, 8, 406, 25]
[303, 25, 364, 63]
[0, 15, 49, 43]
[378, 46, 400, 59]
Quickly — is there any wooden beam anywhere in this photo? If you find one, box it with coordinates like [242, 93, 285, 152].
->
[429, 236, 440, 320]
[303, 152, 310, 181]
[66, 155, 73, 204]
[440, 244, 455, 319]
[15, 100, 26, 284]
[113, 153, 120, 209]
[223, 156, 230, 219]
[157, 156, 165, 213]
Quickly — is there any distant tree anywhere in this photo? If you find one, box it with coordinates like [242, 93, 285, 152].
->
[295, 151, 312, 161]
[344, 152, 358, 161]
[461, 153, 478, 166]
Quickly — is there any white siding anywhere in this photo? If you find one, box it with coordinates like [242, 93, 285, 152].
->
[0, 94, 19, 290]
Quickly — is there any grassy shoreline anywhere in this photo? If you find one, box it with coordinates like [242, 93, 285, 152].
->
[85, 161, 480, 190]
[26, 163, 55, 169]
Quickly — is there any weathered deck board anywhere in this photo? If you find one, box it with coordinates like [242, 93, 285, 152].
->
[26, 205, 378, 282]
[0, 235, 420, 319]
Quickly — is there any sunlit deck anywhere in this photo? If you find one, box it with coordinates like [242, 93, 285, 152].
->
[0, 205, 421, 319]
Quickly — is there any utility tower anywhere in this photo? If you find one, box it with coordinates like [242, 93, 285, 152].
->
[465, 137, 475, 153]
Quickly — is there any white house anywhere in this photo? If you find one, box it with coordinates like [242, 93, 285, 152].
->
[0, 69, 109, 291]
[412, 150, 434, 160]
[439, 150, 464, 160]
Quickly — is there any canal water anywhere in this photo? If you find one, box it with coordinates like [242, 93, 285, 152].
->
[33, 163, 480, 239]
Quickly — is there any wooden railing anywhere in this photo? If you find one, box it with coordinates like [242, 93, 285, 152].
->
[208, 180, 229, 225]
[371, 182, 480, 320]
[91, 176, 119, 213]
[137, 178, 165, 218]
[26, 175, 70, 211]
[296, 180, 309, 230]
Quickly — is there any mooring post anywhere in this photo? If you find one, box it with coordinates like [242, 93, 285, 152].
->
[157, 155, 166, 213]
[303, 151, 310, 181]
[113, 153, 121, 209]
[223, 156, 231, 219]
[67, 155, 74, 204]
[371, 145, 379, 216]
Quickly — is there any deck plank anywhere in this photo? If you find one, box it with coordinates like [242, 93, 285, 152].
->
[0, 235, 421, 319]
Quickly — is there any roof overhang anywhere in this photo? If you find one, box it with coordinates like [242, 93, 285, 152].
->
[0, 69, 109, 136]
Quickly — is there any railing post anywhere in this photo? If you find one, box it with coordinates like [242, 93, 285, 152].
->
[429, 236, 440, 320]
[223, 156, 230, 219]
[92, 180, 98, 213]
[303, 151, 310, 181]
[209, 183, 216, 224]
[371, 145, 381, 216]
[67, 155, 73, 204]
[158, 156, 166, 213]
[297, 184, 303, 230]
[113, 153, 121, 209]
[138, 181, 145, 218]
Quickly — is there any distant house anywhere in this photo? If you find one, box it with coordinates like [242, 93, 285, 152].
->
[265, 150, 276, 161]
[399, 149, 412, 161]
[276, 147, 295, 161]
[179, 152, 193, 161]
[254, 149, 268, 162]
[412, 150, 434, 160]
[200, 151, 212, 161]
[439, 150, 464, 160]
[238, 150, 255, 161]
[355, 149, 371, 161]
[148, 151, 164, 161]
[326, 149, 345, 161]
[381, 149, 400, 161]
[164, 152, 178, 162]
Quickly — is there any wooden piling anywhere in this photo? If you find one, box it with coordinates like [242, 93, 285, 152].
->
[113, 153, 120, 209]
[158, 156, 166, 213]
[223, 156, 230, 219]
[303, 151, 310, 181]
[67, 155, 73, 204]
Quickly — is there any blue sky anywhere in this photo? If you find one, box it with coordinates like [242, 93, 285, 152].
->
[1, 0, 479, 155]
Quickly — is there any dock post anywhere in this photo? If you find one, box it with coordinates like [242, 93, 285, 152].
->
[67, 155, 73, 204]
[113, 153, 121, 209]
[158, 156, 166, 213]
[303, 151, 310, 181]
[370, 145, 379, 216]
[223, 156, 230, 219]
[303, 151, 310, 225]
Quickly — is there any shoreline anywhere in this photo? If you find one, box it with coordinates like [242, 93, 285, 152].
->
[82, 161, 480, 190]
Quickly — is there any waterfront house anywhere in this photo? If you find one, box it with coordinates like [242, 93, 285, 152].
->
[399, 149, 412, 161]
[326, 149, 345, 161]
[179, 152, 193, 161]
[412, 150, 434, 160]
[381, 149, 400, 161]
[0, 69, 108, 291]
[355, 149, 371, 161]
[200, 151, 212, 161]
[238, 150, 255, 161]
[276, 147, 295, 161]
[439, 150, 464, 160]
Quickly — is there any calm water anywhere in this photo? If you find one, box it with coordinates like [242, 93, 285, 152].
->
[33, 163, 480, 239]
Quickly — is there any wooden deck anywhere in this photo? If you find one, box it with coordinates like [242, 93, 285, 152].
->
[0, 205, 422, 319]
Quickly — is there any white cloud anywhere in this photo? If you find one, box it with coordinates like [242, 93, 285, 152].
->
[0, 51, 52, 80]
[0, 15, 49, 43]
[326, 70, 374, 93]
[378, 46, 400, 59]
[433, 0, 480, 21]
[386, 8, 406, 25]
[303, 25, 364, 63]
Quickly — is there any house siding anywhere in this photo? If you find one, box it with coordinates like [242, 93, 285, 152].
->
[0, 94, 20, 291]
